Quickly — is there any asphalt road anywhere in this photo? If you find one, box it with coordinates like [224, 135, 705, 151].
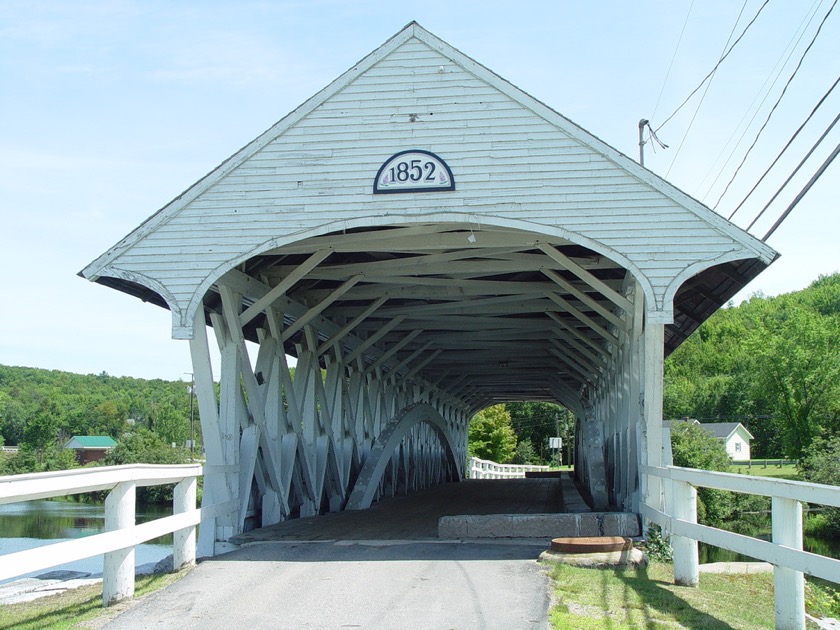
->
[103, 540, 551, 630]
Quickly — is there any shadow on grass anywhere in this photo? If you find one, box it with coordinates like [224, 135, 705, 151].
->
[0, 589, 101, 630]
[610, 567, 735, 629]
[553, 564, 739, 629]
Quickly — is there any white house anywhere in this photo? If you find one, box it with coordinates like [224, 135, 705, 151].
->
[702, 422, 754, 461]
[666, 419, 754, 461]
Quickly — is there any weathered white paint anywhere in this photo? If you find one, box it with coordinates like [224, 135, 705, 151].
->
[81, 23, 775, 337]
[346, 403, 462, 510]
[670, 479, 699, 587]
[79, 22, 779, 552]
[0, 465, 202, 607]
[773, 496, 805, 630]
[103, 481, 136, 605]
[642, 465, 840, 628]
[468, 457, 550, 479]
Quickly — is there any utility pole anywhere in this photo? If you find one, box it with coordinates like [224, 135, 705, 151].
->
[638, 119, 649, 167]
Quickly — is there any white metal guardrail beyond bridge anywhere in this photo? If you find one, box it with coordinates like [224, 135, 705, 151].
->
[468, 456, 550, 479]
[0, 464, 203, 605]
[642, 465, 840, 630]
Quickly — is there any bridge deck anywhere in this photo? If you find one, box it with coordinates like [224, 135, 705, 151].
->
[231, 476, 588, 544]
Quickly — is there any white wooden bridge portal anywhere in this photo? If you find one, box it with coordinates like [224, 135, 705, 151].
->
[81, 23, 777, 557]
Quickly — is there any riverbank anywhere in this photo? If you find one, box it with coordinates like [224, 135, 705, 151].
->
[0, 554, 174, 605]
[0, 569, 189, 630]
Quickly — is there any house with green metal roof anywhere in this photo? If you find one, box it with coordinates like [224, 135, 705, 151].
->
[64, 435, 117, 464]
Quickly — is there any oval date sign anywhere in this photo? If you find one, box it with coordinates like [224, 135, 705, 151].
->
[374, 150, 454, 194]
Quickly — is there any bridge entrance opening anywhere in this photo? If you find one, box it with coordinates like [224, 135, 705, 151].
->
[81, 23, 776, 555]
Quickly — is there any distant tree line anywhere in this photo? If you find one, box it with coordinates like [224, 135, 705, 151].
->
[0, 366, 199, 476]
[664, 273, 839, 460]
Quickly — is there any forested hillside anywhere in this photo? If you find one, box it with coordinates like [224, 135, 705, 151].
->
[0, 366, 196, 453]
[664, 272, 839, 459]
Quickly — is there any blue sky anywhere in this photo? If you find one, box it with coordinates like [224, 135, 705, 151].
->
[1, 1, 838, 381]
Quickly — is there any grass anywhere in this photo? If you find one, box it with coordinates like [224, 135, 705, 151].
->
[547, 561, 778, 629]
[732, 462, 800, 481]
[0, 570, 188, 630]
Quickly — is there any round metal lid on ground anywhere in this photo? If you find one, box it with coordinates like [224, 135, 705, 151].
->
[550, 536, 632, 554]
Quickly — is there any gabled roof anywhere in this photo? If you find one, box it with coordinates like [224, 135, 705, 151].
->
[79, 22, 778, 396]
[81, 21, 776, 284]
[664, 420, 754, 441]
[700, 422, 754, 441]
[64, 436, 117, 449]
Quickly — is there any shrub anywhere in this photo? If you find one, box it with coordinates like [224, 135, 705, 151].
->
[799, 436, 840, 535]
[669, 422, 733, 527]
[102, 428, 191, 504]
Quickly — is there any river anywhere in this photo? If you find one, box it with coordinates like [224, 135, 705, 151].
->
[0, 499, 174, 584]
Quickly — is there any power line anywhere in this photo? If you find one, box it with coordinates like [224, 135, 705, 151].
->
[761, 139, 840, 241]
[651, 0, 696, 123]
[655, 0, 771, 133]
[729, 74, 840, 221]
[712, 0, 838, 210]
[665, 0, 750, 178]
[696, 0, 825, 201]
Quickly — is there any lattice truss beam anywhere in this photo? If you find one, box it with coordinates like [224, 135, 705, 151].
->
[190, 224, 640, 551]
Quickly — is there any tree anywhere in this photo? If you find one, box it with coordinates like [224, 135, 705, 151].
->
[669, 422, 733, 526]
[103, 429, 191, 503]
[746, 303, 840, 459]
[22, 398, 61, 464]
[468, 405, 517, 463]
[799, 436, 840, 534]
[510, 438, 539, 465]
[507, 401, 574, 464]
[663, 274, 840, 458]
[149, 400, 189, 447]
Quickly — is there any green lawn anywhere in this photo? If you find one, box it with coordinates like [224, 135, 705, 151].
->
[731, 462, 800, 481]
[0, 571, 187, 630]
[547, 561, 840, 629]
[548, 562, 777, 629]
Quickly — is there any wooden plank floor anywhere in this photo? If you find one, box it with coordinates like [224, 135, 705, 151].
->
[231, 477, 587, 544]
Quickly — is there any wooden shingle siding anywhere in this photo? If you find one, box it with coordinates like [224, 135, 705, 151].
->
[89, 28, 774, 334]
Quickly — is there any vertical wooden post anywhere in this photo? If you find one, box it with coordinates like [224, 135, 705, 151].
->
[671, 479, 699, 587]
[173, 476, 197, 571]
[642, 321, 665, 515]
[772, 497, 804, 629]
[103, 481, 136, 606]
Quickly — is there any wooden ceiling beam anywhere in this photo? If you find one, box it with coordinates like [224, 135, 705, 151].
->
[240, 248, 332, 327]
[537, 242, 632, 312]
[281, 274, 363, 341]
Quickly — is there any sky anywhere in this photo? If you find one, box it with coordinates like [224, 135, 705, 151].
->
[1, 1, 838, 382]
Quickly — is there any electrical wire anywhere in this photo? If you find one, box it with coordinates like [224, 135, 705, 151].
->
[729, 74, 840, 221]
[655, 0, 771, 133]
[665, 0, 752, 178]
[712, 0, 838, 210]
[651, 0, 696, 123]
[696, 0, 825, 201]
[761, 139, 840, 240]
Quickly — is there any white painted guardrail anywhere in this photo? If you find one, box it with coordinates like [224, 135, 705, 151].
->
[642, 465, 840, 630]
[0, 464, 203, 605]
[468, 456, 549, 479]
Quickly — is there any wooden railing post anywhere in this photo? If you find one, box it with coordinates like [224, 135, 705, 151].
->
[772, 496, 804, 629]
[103, 481, 136, 606]
[173, 476, 198, 570]
[671, 479, 699, 587]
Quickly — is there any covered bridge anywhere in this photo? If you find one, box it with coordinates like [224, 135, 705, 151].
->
[81, 22, 777, 556]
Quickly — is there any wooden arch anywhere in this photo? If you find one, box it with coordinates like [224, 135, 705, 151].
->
[345, 403, 462, 511]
